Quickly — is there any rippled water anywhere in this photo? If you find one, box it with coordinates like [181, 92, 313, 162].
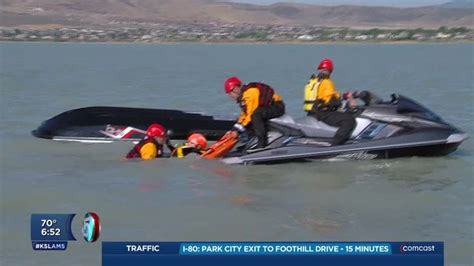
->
[0, 43, 473, 265]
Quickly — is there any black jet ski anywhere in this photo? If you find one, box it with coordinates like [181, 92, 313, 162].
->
[32, 106, 234, 143]
[220, 94, 468, 165]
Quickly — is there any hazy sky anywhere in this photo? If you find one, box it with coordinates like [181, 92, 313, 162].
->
[229, 0, 451, 7]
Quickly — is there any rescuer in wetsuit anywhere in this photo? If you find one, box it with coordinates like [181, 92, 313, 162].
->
[304, 59, 356, 146]
[126, 124, 173, 160]
[224, 76, 285, 150]
[126, 125, 208, 160]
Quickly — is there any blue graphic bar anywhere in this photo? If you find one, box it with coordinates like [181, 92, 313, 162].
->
[32, 241, 68, 251]
[179, 242, 392, 255]
[102, 242, 443, 266]
[30, 214, 76, 241]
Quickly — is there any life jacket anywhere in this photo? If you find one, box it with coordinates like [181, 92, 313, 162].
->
[170, 143, 204, 158]
[304, 75, 320, 112]
[314, 97, 342, 112]
[126, 137, 163, 159]
[240, 82, 275, 108]
[308, 76, 342, 112]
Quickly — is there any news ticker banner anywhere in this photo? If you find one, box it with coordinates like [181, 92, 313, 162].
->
[102, 242, 443, 266]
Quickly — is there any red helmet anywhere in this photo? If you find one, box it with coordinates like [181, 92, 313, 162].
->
[317, 58, 334, 73]
[187, 133, 207, 149]
[224, 76, 242, 94]
[146, 124, 166, 138]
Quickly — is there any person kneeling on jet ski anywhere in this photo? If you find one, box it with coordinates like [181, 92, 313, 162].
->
[304, 58, 356, 146]
[126, 124, 174, 160]
[170, 133, 208, 158]
[224, 76, 285, 151]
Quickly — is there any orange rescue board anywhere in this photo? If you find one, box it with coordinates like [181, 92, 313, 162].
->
[201, 134, 238, 159]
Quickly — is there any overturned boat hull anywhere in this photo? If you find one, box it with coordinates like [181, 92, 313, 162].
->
[32, 106, 234, 143]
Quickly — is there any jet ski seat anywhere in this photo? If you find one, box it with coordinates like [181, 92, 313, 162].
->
[295, 116, 338, 138]
[269, 114, 338, 138]
[269, 114, 297, 125]
[268, 115, 302, 136]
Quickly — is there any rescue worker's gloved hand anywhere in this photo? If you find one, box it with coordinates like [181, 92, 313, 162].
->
[348, 90, 378, 106]
[342, 91, 358, 110]
[232, 123, 246, 134]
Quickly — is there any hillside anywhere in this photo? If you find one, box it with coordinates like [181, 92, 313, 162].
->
[1, 0, 473, 29]
[439, 0, 474, 8]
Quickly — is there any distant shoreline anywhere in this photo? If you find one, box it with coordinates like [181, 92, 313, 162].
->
[1, 40, 473, 45]
[3, 26, 472, 44]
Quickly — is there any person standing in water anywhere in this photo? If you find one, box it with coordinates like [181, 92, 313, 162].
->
[126, 124, 171, 160]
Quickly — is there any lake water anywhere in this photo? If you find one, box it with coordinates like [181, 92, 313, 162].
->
[0, 42, 473, 265]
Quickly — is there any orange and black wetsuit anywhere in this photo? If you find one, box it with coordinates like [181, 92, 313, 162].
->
[233, 82, 285, 148]
[127, 137, 204, 160]
[308, 73, 355, 145]
[126, 137, 164, 160]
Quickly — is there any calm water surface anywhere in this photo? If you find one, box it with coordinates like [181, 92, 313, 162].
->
[0, 43, 473, 265]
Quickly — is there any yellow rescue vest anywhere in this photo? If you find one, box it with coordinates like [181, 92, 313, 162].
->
[140, 142, 158, 160]
[304, 77, 320, 112]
